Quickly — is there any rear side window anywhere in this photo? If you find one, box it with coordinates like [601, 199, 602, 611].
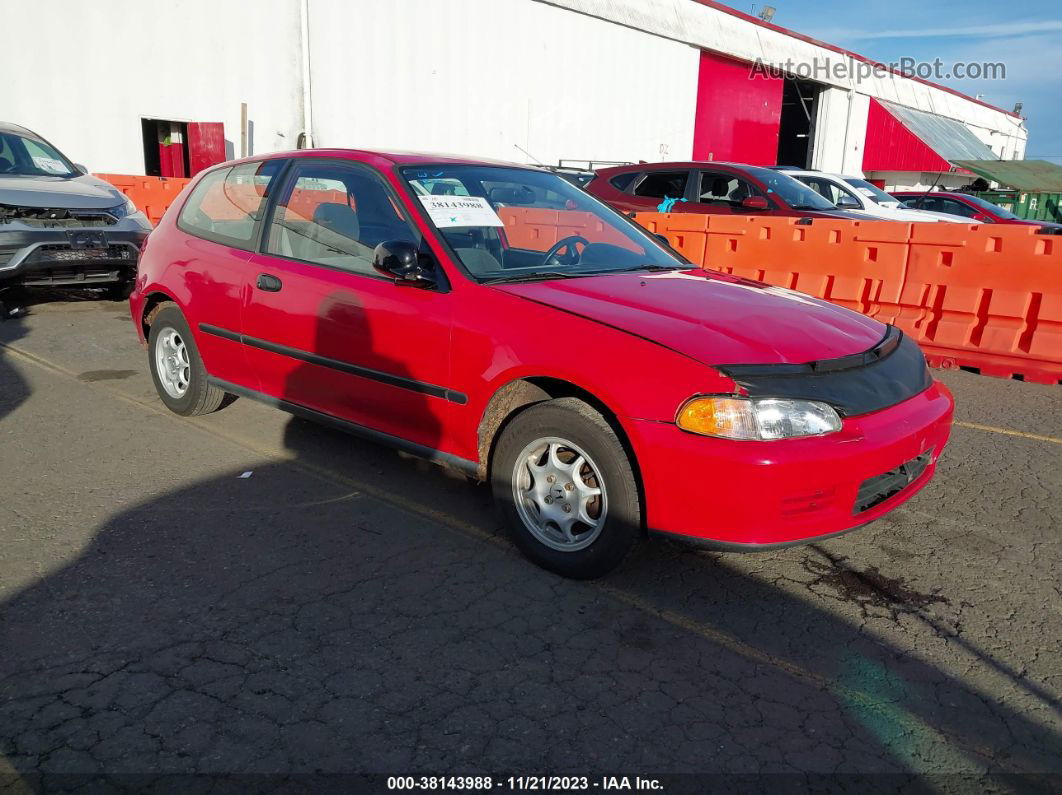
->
[608, 172, 638, 192]
[178, 160, 284, 249]
[633, 171, 689, 199]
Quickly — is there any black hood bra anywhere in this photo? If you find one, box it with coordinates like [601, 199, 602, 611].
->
[716, 326, 933, 417]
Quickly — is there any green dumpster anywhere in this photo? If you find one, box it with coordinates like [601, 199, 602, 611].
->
[974, 190, 1062, 223]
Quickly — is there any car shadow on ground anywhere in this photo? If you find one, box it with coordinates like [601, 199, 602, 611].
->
[1, 295, 1060, 789]
[0, 308, 29, 422]
[2, 424, 1061, 788]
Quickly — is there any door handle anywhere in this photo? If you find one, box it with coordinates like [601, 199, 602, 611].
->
[256, 273, 282, 292]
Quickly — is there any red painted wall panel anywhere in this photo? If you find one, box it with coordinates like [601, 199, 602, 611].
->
[862, 98, 951, 173]
[188, 122, 226, 176]
[692, 51, 782, 165]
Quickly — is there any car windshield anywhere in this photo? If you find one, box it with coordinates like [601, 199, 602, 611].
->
[401, 165, 685, 280]
[741, 166, 836, 211]
[844, 177, 901, 207]
[0, 130, 78, 178]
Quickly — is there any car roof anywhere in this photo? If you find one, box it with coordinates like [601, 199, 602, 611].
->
[221, 148, 543, 172]
[0, 121, 37, 137]
[594, 161, 768, 176]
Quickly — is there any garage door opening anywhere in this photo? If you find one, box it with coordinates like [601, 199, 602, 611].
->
[776, 78, 821, 168]
[142, 118, 226, 178]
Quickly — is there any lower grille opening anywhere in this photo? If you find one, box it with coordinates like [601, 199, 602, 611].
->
[854, 450, 933, 515]
[24, 244, 135, 266]
[21, 266, 125, 286]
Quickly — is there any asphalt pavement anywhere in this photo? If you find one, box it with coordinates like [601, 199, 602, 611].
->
[0, 293, 1060, 790]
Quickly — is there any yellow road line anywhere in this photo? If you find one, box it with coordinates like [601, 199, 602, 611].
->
[954, 420, 1062, 445]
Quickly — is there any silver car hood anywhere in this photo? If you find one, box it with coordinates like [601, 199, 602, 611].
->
[0, 173, 125, 210]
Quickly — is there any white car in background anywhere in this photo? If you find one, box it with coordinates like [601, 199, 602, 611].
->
[781, 170, 971, 223]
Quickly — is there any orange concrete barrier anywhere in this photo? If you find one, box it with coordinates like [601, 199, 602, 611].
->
[94, 173, 191, 225]
[635, 212, 1062, 384]
[498, 207, 636, 251]
[896, 224, 1062, 383]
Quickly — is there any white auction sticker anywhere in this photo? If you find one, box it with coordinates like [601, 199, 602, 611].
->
[32, 156, 69, 174]
[418, 194, 505, 228]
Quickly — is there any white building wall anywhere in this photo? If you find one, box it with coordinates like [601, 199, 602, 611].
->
[1, 0, 305, 174]
[307, 0, 698, 165]
[0, 0, 1026, 176]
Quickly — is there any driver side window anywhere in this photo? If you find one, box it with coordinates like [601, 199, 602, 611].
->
[802, 177, 855, 206]
[697, 172, 761, 207]
[265, 162, 416, 277]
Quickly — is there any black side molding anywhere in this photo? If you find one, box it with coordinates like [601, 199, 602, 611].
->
[199, 323, 468, 405]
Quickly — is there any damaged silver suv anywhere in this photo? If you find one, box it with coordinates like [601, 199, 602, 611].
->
[0, 122, 151, 300]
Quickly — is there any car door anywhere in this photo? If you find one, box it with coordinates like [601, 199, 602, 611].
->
[241, 158, 454, 451]
[692, 169, 770, 214]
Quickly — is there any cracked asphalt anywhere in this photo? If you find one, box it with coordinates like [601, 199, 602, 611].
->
[0, 294, 1060, 790]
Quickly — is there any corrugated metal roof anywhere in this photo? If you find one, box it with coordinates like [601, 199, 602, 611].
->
[879, 100, 996, 162]
[949, 159, 1062, 192]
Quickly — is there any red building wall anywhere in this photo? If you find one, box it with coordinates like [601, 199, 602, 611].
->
[862, 98, 951, 173]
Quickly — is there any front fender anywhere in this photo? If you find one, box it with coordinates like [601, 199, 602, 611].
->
[450, 287, 735, 461]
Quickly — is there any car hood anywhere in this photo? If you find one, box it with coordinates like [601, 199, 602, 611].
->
[493, 269, 886, 366]
[0, 173, 124, 209]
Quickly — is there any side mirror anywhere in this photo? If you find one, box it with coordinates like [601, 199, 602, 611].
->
[836, 195, 861, 209]
[971, 213, 992, 223]
[73, 163, 88, 175]
[372, 240, 437, 288]
[741, 196, 769, 210]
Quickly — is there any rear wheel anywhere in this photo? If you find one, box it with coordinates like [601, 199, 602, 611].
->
[147, 304, 232, 416]
[491, 398, 641, 579]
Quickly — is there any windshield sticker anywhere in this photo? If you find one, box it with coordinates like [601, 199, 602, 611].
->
[32, 156, 69, 174]
[418, 195, 505, 228]
[856, 188, 877, 198]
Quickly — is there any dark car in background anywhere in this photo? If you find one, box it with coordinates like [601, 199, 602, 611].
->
[892, 191, 1062, 230]
[0, 122, 151, 299]
[585, 162, 870, 219]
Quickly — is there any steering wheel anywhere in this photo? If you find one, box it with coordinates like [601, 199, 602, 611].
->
[541, 235, 590, 267]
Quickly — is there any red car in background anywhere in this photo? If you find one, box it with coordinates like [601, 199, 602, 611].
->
[130, 149, 953, 578]
[893, 191, 1062, 230]
[585, 161, 870, 219]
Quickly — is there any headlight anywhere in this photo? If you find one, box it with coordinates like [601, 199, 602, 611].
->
[108, 195, 138, 218]
[677, 396, 842, 440]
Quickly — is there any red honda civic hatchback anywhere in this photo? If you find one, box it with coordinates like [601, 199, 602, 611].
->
[130, 149, 953, 578]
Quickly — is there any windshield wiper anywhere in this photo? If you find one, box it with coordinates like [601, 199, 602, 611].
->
[594, 264, 684, 274]
[480, 271, 585, 285]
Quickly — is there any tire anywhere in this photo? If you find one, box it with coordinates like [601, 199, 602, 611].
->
[147, 304, 232, 416]
[491, 397, 641, 579]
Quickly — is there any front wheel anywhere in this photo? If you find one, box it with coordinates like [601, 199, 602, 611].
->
[147, 304, 232, 416]
[491, 398, 641, 579]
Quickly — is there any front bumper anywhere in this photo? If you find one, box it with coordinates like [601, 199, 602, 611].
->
[0, 218, 150, 287]
[628, 380, 954, 547]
